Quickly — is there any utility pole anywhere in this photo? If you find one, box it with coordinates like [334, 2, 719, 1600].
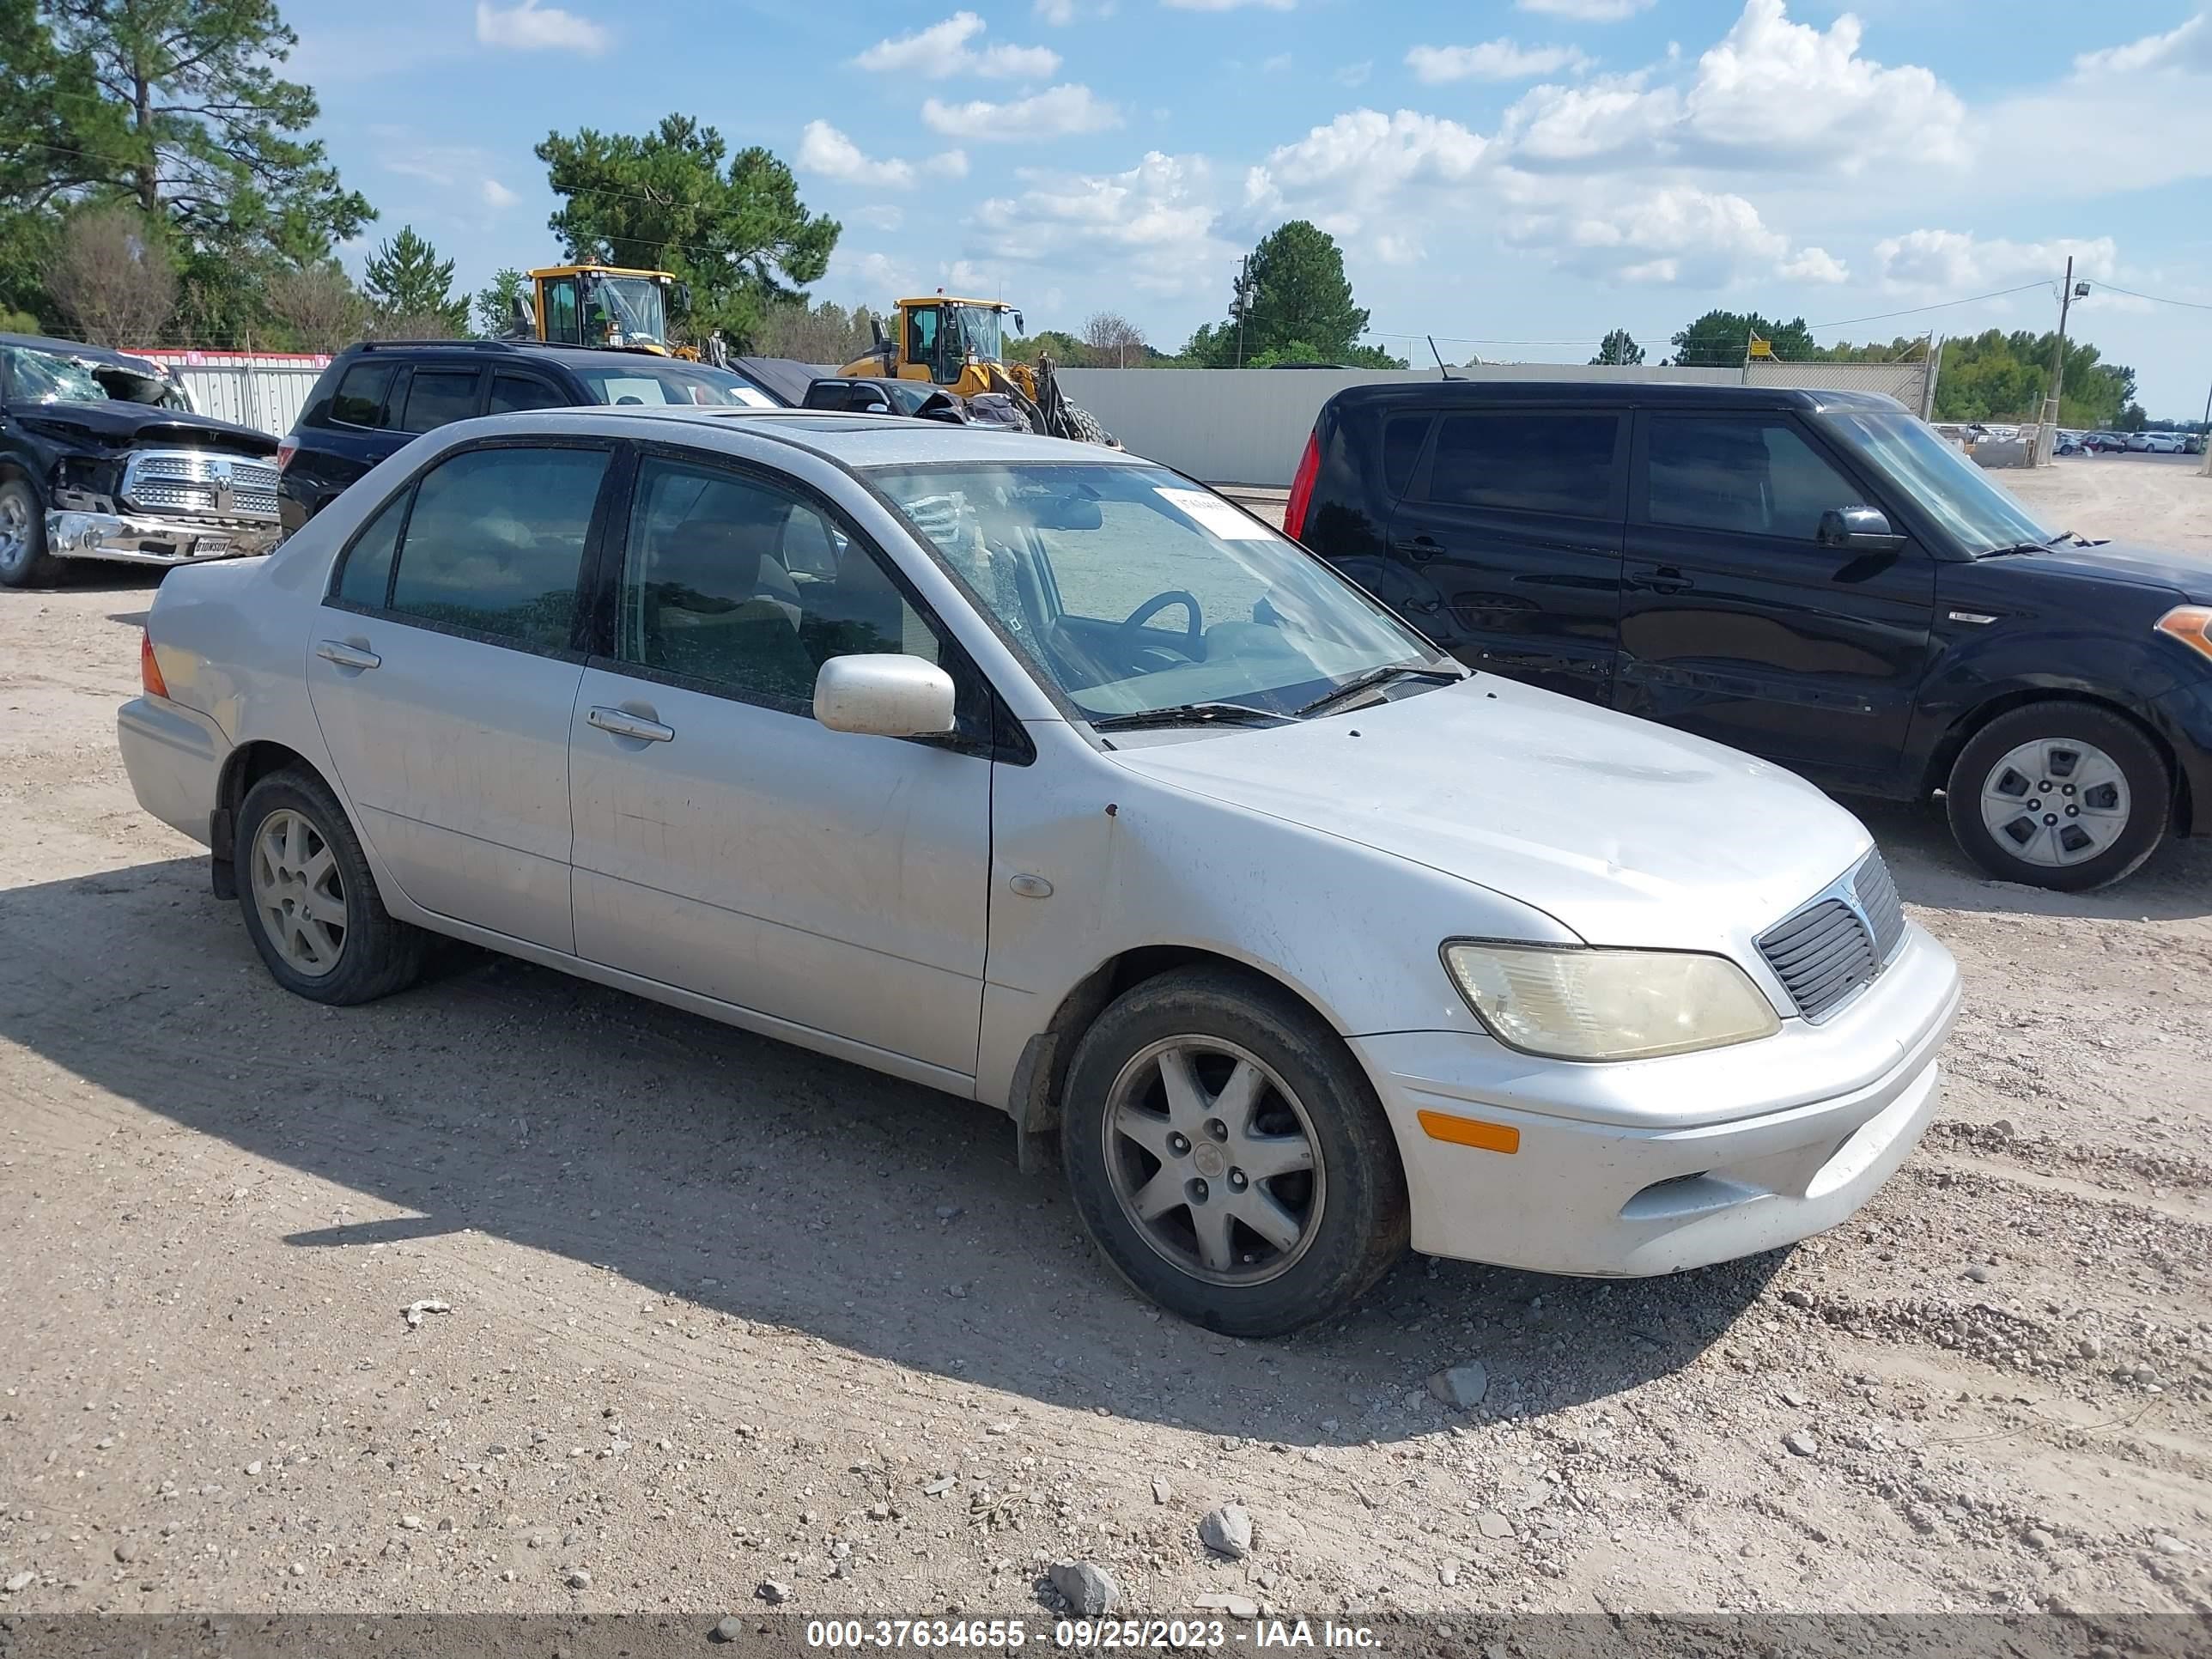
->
[1233, 255, 1253, 370]
[2042, 255, 2081, 463]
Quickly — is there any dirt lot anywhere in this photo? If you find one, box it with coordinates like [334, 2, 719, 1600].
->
[0, 456, 2207, 1626]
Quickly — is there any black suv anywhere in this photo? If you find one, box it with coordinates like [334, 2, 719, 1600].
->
[277, 341, 782, 536]
[1287, 381, 2212, 890]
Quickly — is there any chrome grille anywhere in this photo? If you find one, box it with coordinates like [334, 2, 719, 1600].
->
[120, 450, 278, 520]
[1757, 851, 1906, 1023]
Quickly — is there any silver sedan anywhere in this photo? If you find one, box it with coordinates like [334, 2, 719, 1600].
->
[118, 407, 1960, 1334]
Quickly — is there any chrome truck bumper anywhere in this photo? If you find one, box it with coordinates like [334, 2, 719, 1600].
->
[47, 508, 279, 566]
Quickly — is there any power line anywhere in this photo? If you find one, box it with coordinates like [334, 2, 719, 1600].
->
[1802, 283, 2051, 331]
[2088, 281, 2212, 314]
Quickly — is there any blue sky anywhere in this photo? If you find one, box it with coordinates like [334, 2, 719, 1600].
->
[286, 0, 2212, 415]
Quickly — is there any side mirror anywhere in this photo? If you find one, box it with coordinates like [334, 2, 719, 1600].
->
[507, 290, 536, 336]
[814, 654, 957, 738]
[871, 318, 887, 348]
[1817, 506, 1905, 551]
[1012, 311, 1025, 335]
[671, 281, 691, 316]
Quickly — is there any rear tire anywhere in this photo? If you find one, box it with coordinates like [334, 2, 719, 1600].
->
[234, 767, 427, 1004]
[0, 477, 61, 589]
[1060, 966, 1408, 1336]
[1944, 702, 2169, 891]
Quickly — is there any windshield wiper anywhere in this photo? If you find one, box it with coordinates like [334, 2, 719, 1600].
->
[1977, 542, 2051, 559]
[1294, 662, 1464, 718]
[1086, 702, 1285, 732]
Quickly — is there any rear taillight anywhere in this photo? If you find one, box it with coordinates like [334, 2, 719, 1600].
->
[1284, 430, 1321, 543]
[140, 629, 169, 698]
[276, 440, 296, 472]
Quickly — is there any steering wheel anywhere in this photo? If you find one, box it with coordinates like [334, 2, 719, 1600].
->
[1118, 590, 1204, 663]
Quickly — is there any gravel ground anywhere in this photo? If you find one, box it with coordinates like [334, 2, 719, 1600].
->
[0, 455, 2206, 1624]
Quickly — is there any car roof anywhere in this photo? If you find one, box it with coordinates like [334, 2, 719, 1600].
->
[0, 331, 167, 372]
[1323, 380, 1908, 415]
[487, 404, 1149, 470]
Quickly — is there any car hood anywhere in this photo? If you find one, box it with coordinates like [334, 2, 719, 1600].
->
[1108, 675, 1873, 955]
[1994, 538, 2212, 600]
[5, 398, 276, 454]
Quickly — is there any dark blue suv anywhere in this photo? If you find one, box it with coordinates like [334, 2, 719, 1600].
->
[1287, 380, 2212, 891]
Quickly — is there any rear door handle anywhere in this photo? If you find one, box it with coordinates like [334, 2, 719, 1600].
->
[315, 640, 380, 671]
[1634, 566, 1693, 595]
[1391, 534, 1444, 561]
[587, 706, 675, 744]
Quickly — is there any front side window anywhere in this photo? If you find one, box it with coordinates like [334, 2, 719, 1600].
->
[873, 462, 1443, 723]
[908, 307, 941, 377]
[541, 277, 580, 346]
[617, 457, 940, 708]
[379, 446, 609, 650]
[330, 362, 396, 428]
[398, 368, 482, 434]
[1647, 416, 1865, 543]
[1425, 412, 1623, 517]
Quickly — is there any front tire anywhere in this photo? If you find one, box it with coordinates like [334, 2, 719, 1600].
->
[1060, 967, 1408, 1336]
[235, 768, 427, 1004]
[1945, 702, 2170, 891]
[0, 477, 60, 589]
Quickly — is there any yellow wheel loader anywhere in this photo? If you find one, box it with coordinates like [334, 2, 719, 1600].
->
[839, 295, 1114, 445]
[513, 264, 700, 357]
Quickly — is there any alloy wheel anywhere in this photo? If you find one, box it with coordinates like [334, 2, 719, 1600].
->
[1978, 738, 2131, 868]
[1101, 1036, 1325, 1286]
[0, 489, 29, 576]
[249, 807, 348, 976]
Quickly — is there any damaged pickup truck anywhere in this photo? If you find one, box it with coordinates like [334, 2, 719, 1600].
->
[1, 334, 280, 590]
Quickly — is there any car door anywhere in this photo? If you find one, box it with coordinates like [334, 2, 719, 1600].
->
[307, 438, 617, 951]
[286, 359, 413, 528]
[1382, 406, 1627, 702]
[1615, 410, 1936, 782]
[567, 448, 992, 1078]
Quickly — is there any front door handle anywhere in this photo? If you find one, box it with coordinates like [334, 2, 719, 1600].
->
[1635, 566, 1694, 595]
[1392, 534, 1444, 562]
[587, 706, 675, 744]
[315, 640, 380, 671]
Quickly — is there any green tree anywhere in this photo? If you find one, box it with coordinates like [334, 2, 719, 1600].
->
[1194, 222, 1378, 367]
[1007, 327, 1090, 367]
[473, 266, 526, 337]
[1926, 328, 2136, 428]
[362, 225, 465, 332]
[41, 0, 372, 262]
[1590, 328, 1644, 366]
[1668, 309, 1816, 366]
[535, 114, 837, 345]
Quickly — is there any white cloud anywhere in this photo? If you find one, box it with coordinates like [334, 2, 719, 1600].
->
[1872, 229, 2118, 292]
[474, 0, 608, 53]
[1517, 0, 1651, 18]
[1245, 108, 1488, 227]
[1498, 0, 1966, 173]
[855, 204, 904, 231]
[1163, 0, 1294, 9]
[1035, 0, 1077, 20]
[833, 250, 921, 300]
[481, 178, 519, 210]
[1336, 59, 1373, 87]
[799, 122, 968, 189]
[1408, 40, 1591, 82]
[921, 84, 1121, 141]
[973, 151, 1228, 294]
[2075, 13, 2211, 75]
[1778, 246, 1848, 283]
[855, 11, 1061, 79]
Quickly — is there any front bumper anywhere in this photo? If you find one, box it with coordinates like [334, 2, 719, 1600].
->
[118, 694, 229, 846]
[1352, 924, 1962, 1277]
[48, 508, 278, 567]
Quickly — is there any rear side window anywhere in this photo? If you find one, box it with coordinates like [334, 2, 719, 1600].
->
[333, 489, 405, 607]
[488, 374, 568, 414]
[1647, 416, 1862, 542]
[398, 369, 482, 434]
[383, 447, 610, 651]
[328, 362, 396, 428]
[1425, 412, 1623, 516]
[1382, 416, 1431, 497]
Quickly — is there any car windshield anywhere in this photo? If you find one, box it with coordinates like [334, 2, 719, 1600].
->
[872, 460, 1450, 723]
[950, 305, 1006, 362]
[1820, 409, 2058, 555]
[572, 362, 776, 409]
[589, 276, 668, 347]
[3, 344, 109, 404]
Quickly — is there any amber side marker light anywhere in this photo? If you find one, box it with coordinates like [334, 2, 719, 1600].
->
[2156, 605, 2212, 663]
[140, 630, 168, 698]
[1417, 1109, 1521, 1154]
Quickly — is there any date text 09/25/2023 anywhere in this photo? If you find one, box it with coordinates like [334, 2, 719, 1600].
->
[801, 1618, 1384, 1650]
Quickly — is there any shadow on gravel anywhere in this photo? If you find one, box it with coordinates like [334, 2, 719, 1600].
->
[1844, 796, 2212, 922]
[0, 855, 1785, 1446]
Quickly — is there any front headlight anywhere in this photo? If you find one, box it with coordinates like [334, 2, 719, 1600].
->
[1442, 941, 1781, 1062]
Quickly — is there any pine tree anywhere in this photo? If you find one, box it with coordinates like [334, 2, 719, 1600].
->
[362, 225, 466, 333]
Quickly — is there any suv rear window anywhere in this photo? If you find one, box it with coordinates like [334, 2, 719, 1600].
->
[1425, 412, 1622, 517]
[329, 362, 396, 428]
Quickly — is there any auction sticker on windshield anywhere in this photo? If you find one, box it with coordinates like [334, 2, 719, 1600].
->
[1155, 487, 1270, 539]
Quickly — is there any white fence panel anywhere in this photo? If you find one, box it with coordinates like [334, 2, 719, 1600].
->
[125, 350, 330, 436]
